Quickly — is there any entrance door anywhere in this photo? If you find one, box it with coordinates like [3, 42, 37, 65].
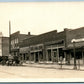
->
[53, 51, 57, 62]
[48, 50, 52, 61]
[59, 48, 64, 58]
[35, 52, 38, 62]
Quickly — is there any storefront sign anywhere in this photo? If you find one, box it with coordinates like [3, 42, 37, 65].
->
[71, 38, 84, 43]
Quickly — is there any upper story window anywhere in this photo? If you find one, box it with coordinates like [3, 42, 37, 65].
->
[11, 38, 19, 44]
[39, 46, 43, 49]
[15, 38, 18, 44]
[11, 38, 19, 49]
[11, 40, 14, 45]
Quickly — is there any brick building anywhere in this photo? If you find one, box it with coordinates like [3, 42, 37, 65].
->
[0, 32, 9, 58]
[65, 27, 84, 64]
[10, 31, 34, 59]
[2, 37, 9, 57]
[11, 27, 84, 64]
[19, 29, 67, 63]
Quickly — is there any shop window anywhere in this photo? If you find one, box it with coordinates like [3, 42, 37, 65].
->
[39, 46, 43, 49]
[35, 46, 38, 50]
[53, 51, 57, 57]
[30, 47, 33, 51]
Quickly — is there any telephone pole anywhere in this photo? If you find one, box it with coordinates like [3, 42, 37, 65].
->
[9, 20, 11, 54]
[73, 41, 77, 69]
[71, 39, 77, 69]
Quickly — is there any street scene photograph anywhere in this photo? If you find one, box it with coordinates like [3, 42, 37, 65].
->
[0, 0, 84, 82]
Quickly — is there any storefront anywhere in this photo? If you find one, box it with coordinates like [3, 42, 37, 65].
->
[66, 40, 84, 64]
[29, 44, 44, 63]
[45, 40, 65, 63]
[20, 47, 29, 62]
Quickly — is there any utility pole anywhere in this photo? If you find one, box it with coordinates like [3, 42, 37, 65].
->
[9, 20, 11, 54]
[73, 41, 77, 69]
[71, 39, 77, 70]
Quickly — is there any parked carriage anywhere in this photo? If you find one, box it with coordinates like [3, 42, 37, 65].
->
[1, 55, 23, 66]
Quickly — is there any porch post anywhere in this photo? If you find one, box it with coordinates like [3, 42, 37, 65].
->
[51, 45, 53, 63]
[43, 45, 46, 63]
[82, 49, 84, 64]
[69, 52, 71, 64]
[25, 54, 26, 61]
[34, 53, 35, 63]
[46, 50, 48, 63]
[73, 42, 77, 69]
[22, 54, 24, 62]
[38, 52, 40, 63]
[29, 53, 31, 63]
[64, 52, 66, 61]
[57, 45, 59, 62]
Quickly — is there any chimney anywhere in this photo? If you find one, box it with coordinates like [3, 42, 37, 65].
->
[56, 30, 57, 33]
[64, 28, 68, 31]
[28, 32, 31, 35]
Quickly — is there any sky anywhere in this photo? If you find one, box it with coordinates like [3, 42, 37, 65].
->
[0, 1, 84, 36]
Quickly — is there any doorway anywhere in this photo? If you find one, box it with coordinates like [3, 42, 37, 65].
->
[35, 52, 38, 62]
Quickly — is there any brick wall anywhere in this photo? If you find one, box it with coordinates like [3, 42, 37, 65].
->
[2, 37, 9, 56]
[66, 27, 84, 48]
[20, 30, 66, 48]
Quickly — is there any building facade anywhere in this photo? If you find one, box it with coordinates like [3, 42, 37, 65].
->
[19, 29, 67, 63]
[10, 27, 84, 64]
[65, 27, 84, 64]
[0, 32, 9, 58]
[10, 31, 34, 60]
[2, 37, 9, 57]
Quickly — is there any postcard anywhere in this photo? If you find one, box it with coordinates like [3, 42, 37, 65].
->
[0, 0, 84, 82]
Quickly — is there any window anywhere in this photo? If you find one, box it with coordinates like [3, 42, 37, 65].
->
[14, 38, 18, 44]
[39, 46, 43, 49]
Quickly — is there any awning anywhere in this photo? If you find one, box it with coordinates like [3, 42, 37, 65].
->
[46, 45, 64, 50]
[67, 42, 84, 49]
[20, 47, 29, 53]
[11, 49, 19, 52]
[45, 39, 64, 46]
[30, 49, 43, 53]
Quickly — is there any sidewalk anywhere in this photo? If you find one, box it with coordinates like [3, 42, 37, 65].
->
[22, 62, 84, 71]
